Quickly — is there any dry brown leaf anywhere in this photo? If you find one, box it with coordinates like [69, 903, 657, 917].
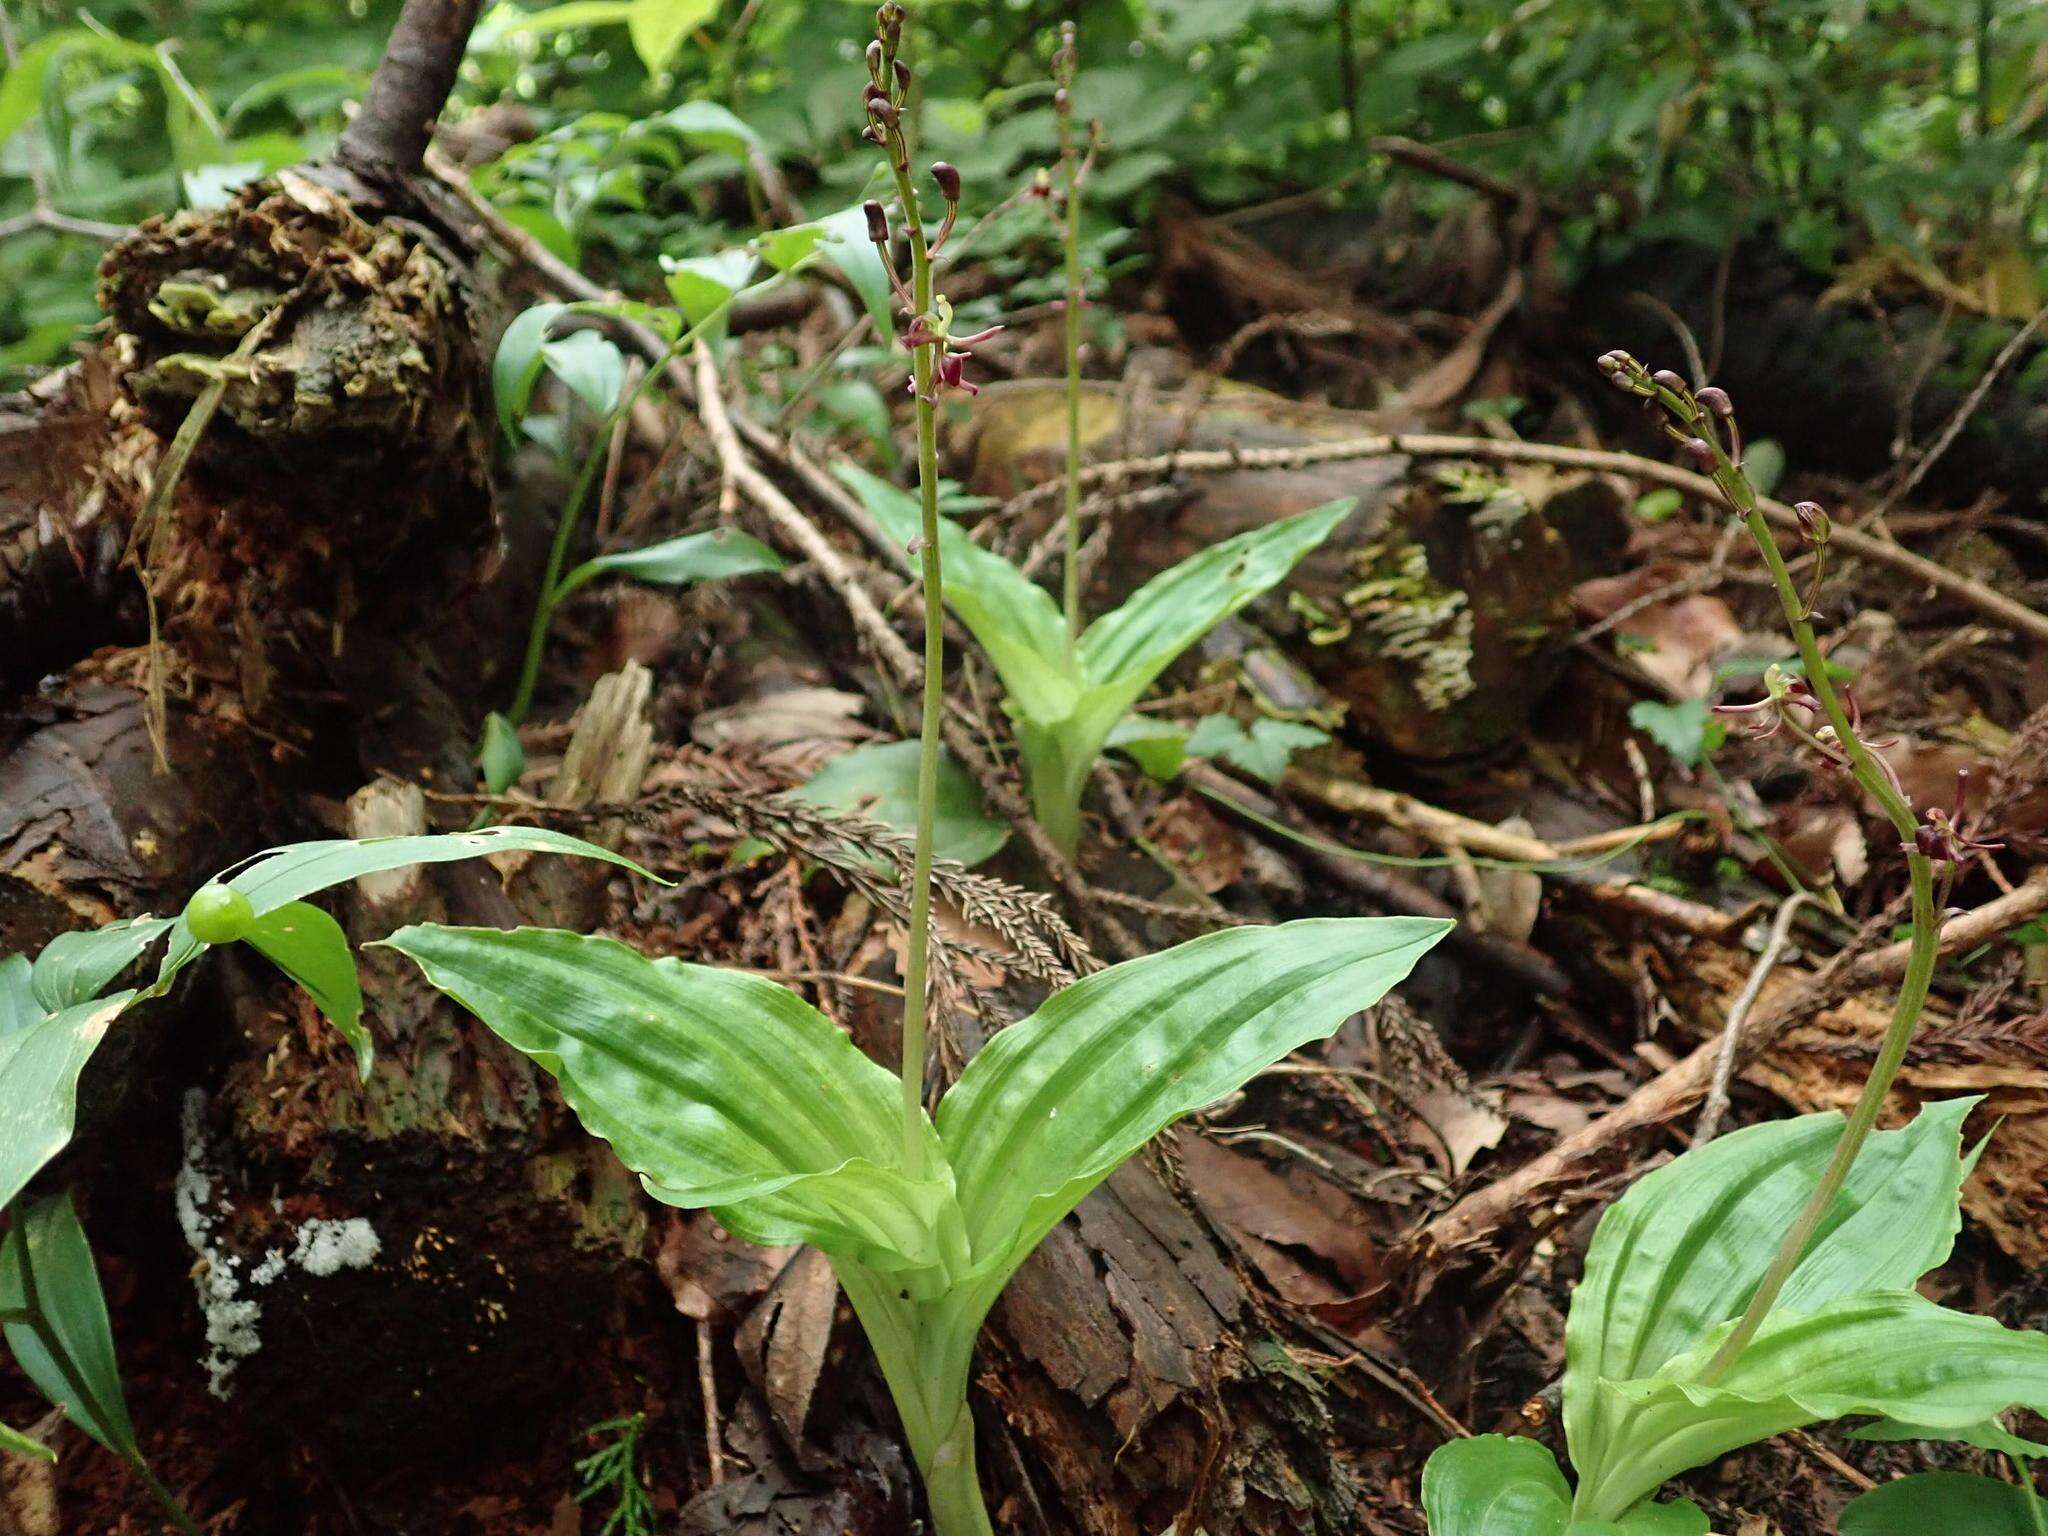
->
[736, 1246, 840, 1448]
[656, 1211, 795, 1321]
[1573, 567, 1743, 697]
[1180, 1133, 1377, 1292]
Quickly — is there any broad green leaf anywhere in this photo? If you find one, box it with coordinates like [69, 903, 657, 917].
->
[815, 203, 897, 340]
[0, 29, 158, 149]
[241, 903, 370, 1080]
[1077, 499, 1352, 703]
[380, 926, 965, 1286]
[758, 222, 831, 275]
[1420, 1435, 1571, 1536]
[0, 1192, 137, 1458]
[554, 527, 786, 601]
[29, 917, 175, 1013]
[662, 101, 764, 165]
[662, 249, 755, 336]
[563, 296, 681, 342]
[791, 740, 1010, 869]
[1840, 1473, 2048, 1536]
[222, 65, 368, 127]
[833, 464, 1076, 723]
[1565, 1098, 1979, 1475]
[938, 916, 1450, 1285]
[627, 0, 715, 74]
[1104, 716, 1188, 780]
[493, 302, 569, 441]
[539, 329, 627, 417]
[0, 957, 38, 1037]
[1628, 700, 1725, 768]
[479, 711, 526, 794]
[1584, 1500, 1712, 1534]
[1184, 714, 1329, 782]
[0, 994, 133, 1213]
[153, 828, 648, 989]
[1577, 1291, 2048, 1521]
[982, 499, 1347, 850]
[1851, 1414, 2048, 1457]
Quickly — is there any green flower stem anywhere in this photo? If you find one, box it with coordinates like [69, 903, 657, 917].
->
[1682, 426, 1943, 1386]
[1057, 89, 1084, 649]
[886, 156, 943, 1181]
[132, 1457, 207, 1536]
[921, 1407, 996, 1536]
[506, 339, 685, 727]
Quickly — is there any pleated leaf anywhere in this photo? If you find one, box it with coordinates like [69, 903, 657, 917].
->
[1075, 498, 1352, 701]
[0, 956, 36, 1037]
[1840, 1473, 2048, 1536]
[0, 1192, 137, 1458]
[152, 827, 647, 988]
[381, 926, 965, 1283]
[0, 993, 133, 1212]
[835, 464, 1076, 722]
[1420, 1435, 1572, 1536]
[241, 902, 370, 1080]
[1564, 1097, 1979, 1470]
[1576, 1292, 2048, 1520]
[29, 916, 175, 1013]
[938, 917, 1450, 1285]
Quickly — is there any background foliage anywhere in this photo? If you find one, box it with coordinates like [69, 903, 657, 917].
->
[4, 0, 2047, 376]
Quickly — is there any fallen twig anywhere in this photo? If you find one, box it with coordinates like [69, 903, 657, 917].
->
[997, 430, 2048, 645]
[1413, 867, 2048, 1261]
[1695, 892, 1815, 1143]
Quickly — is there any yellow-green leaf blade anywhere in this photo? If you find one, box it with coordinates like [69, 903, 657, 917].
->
[937, 916, 1450, 1280]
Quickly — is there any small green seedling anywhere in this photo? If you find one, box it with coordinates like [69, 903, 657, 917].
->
[839, 463, 1350, 854]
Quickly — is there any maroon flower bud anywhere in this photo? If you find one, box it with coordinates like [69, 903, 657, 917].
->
[1793, 500, 1831, 543]
[893, 58, 912, 93]
[866, 93, 899, 128]
[931, 162, 961, 202]
[1679, 437, 1716, 469]
[1695, 385, 1733, 416]
[1651, 369, 1686, 393]
[863, 200, 890, 244]
[877, 3, 904, 44]
[865, 39, 884, 81]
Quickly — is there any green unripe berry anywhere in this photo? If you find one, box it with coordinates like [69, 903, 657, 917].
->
[185, 883, 255, 944]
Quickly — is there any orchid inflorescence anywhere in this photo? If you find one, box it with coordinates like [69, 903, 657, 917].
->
[860, 11, 1001, 403]
[1599, 349, 2004, 882]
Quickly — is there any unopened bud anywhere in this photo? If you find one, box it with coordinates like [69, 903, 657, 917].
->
[931, 161, 961, 202]
[866, 93, 899, 128]
[863, 200, 890, 244]
[893, 57, 912, 92]
[877, 3, 904, 44]
[1680, 437, 1716, 469]
[1054, 86, 1070, 113]
[1651, 369, 1686, 394]
[865, 39, 884, 81]
[1793, 500, 1831, 543]
[1695, 385, 1733, 417]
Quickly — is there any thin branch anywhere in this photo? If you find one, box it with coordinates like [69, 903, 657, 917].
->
[995, 429, 2048, 644]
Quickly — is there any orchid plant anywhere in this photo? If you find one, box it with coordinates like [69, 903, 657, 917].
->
[1420, 357, 2048, 1532]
